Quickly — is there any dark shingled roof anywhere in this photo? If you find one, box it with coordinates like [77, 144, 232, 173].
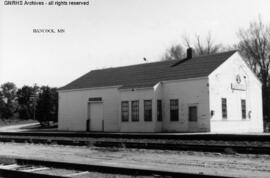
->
[59, 50, 237, 91]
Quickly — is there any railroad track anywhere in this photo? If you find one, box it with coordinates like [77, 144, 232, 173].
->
[0, 132, 270, 141]
[0, 157, 234, 178]
[0, 132, 270, 154]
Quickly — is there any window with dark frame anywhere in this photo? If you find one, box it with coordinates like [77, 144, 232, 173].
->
[144, 100, 152, 121]
[157, 100, 162, 121]
[221, 98, 227, 119]
[189, 106, 198, 122]
[131, 100, 139, 121]
[121, 101, 129, 122]
[170, 99, 179, 121]
[241, 99, 246, 119]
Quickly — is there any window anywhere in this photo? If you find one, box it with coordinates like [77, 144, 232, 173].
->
[121, 101, 129, 122]
[157, 100, 162, 121]
[221, 98, 227, 119]
[170, 99, 179, 121]
[189, 106, 198, 122]
[131, 100, 139, 121]
[144, 100, 152, 121]
[241, 99, 246, 119]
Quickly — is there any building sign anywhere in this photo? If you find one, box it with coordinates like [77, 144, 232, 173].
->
[88, 97, 102, 102]
[231, 74, 246, 91]
[231, 83, 246, 91]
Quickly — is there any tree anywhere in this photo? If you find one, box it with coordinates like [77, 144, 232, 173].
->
[0, 82, 17, 119]
[237, 18, 270, 125]
[162, 44, 185, 61]
[237, 18, 270, 86]
[35, 86, 58, 126]
[17, 85, 39, 120]
[184, 33, 223, 56]
[162, 33, 223, 61]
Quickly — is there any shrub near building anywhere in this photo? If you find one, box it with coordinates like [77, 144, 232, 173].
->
[36, 86, 58, 127]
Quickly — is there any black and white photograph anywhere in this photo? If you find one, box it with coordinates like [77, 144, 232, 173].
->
[0, 0, 270, 177]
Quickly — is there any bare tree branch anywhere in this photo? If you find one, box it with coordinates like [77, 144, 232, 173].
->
[237, 17, 270, 87]
[162, 33, 223, 61]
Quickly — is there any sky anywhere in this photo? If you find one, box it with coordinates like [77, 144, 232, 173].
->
[1, 0, 270, 88]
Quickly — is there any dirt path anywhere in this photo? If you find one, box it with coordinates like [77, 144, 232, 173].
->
[0, 122, 39, 132]
[0, 143, 269, 177]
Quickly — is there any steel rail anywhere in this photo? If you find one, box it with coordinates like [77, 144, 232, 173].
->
[0, 131, 270, 141]
[0, 168, 65, 178]
[0, 157, 235, 178]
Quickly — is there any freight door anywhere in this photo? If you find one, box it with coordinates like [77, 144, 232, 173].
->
[188, 105, 198, 131]
[88, 103, 104, 131]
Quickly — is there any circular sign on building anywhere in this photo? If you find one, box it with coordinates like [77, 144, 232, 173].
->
[236, 74, 241, 84]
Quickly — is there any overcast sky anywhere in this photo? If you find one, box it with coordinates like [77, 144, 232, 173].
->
[1, 0, 270, 88]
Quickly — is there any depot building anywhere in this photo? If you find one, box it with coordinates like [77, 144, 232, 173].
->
[58, 50, 263, 133]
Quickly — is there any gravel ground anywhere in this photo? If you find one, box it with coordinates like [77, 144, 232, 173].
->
[0, 143, 269, 177]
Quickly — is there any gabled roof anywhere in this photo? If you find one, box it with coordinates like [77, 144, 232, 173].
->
[59, 50, 237, 91]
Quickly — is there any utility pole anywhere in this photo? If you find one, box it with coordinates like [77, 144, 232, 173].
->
[30, 84, 38, 121]
[30, 95, 37, 120]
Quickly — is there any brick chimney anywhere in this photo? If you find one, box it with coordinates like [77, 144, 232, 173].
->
[170, 47, 193, 67]
[187, 48, 193, 59]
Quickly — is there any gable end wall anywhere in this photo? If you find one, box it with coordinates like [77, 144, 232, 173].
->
[209, 52, 263, 133]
